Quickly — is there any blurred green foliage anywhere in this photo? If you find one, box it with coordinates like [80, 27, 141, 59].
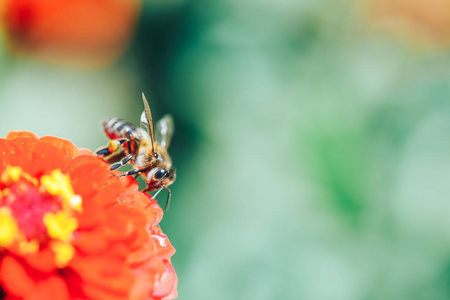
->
[2, 0, 450, 299]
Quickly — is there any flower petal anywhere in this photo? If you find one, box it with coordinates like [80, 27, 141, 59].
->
[0, 132, 177, 299]
[29, 142, 67, 177]
[153, 259, 178, 299]
[151, 227, 176, 260]
[70, 254, 134, 300]
[73, 225, 110, 255]
[33, 274, 70, 300]
[76, 199, 103, 230]
[79, 148, 94, 155]
[0, 138, 35, 174]
[40, 136, 79, 167]
[22, 247, 57, 273]
[64, 156, 110, 198]
[104, 206, 147, 247]
[130, 257, 177, 299]
[92, 179, 125, 207]
[6, 131, 39, 140]
[118, 191, 162, 227]
[0, 256, 35, 298]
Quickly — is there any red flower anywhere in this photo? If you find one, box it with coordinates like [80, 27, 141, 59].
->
[0, 131, 177, 300]
[0, 0, 141, 66]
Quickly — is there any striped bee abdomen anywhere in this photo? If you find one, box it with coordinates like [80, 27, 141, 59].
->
[103, 117, 139, 141]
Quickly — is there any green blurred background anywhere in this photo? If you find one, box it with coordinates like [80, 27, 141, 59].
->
[2, 0, 450, 299]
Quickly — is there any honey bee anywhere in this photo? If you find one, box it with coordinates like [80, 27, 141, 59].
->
[95, 93, 176, 210]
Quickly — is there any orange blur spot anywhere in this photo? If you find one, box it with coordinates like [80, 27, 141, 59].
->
[1, 0, 142, 67]
[366, 0, 450, 46]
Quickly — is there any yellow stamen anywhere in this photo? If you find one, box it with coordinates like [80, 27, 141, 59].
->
[41, 170, 80, 208]
[22, 173, 38, 186]
[0, 208, 17, 247]
[19, 239, 39, 254]
[51, 242, 75, 268]
[43, 211, 78, 241]
[1, 166, 23, 184]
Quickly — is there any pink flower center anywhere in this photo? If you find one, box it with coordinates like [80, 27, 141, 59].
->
[4, 182, 62, 243]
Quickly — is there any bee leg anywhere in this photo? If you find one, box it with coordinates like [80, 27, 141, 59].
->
[110, 154, 133, 171]
[162, 185, 172, 211]
[95, 147, 111, 156]
[149, 185, 172, 211]
[114, 168, 143, 177]
[95, 139, 128, 157]
[150, 186, 163, 198]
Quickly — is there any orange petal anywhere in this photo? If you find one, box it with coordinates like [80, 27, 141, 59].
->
[150, 227, 176, 260]
[104, 206, 147, 245]
[148, 198, 164, 226]
[76, 199, 103, 230]
[0, 137, 47, 175]
[3, 0, 142, 66]
[70, 254, 134, 298]
[161, 276, 178, 300]
[128, 227, 175, 266]
[129, 257, 162, 300]
[118, 191, 161, 226]
[79, 148, 94, 156]
[62, 155, 108, 176]
[40, 136, 79, 167]
[127, 237, 156, 266]
[119, 176, 140, 192]
[64, 156, 110, 198]
[81, 284, 129, 300]
[6, 131, 39, 140]
[31, 275, 70, 300]
[29, 142, 67, 177]
[74, 226, 110, 254]
[0, 139, 32, 174]
[152, 259, 178, 298]
[90, 179, 125, 207]
[0, 256, 36, 298]
[130, 256, 178, 299]
[23, 247, 57, 273]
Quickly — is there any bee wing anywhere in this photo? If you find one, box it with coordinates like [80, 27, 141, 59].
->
[140, 111, 150, 133]
[155, 114, 174, 149]
[140, 93, 155, 151]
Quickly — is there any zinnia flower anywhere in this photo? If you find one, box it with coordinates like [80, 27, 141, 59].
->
[366, 0, 450, 45]
[0, 131, 177, 300]
[0, 0, 141, 66]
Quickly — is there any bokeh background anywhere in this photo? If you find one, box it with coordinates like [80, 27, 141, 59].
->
[2, 0, 450, 299]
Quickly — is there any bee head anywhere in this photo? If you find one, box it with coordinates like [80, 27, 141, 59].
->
[146, 166, 176, 189]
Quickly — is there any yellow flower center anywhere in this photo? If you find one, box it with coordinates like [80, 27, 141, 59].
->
[19, 239, 39, 254]
[44, 211, 78, 241]
[0, 208, 17, 247]
[41, 169, 83, 212]
[0, 166, 82, 268]
[51, 241, 75, 268]
[1, 166, 22, 184]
